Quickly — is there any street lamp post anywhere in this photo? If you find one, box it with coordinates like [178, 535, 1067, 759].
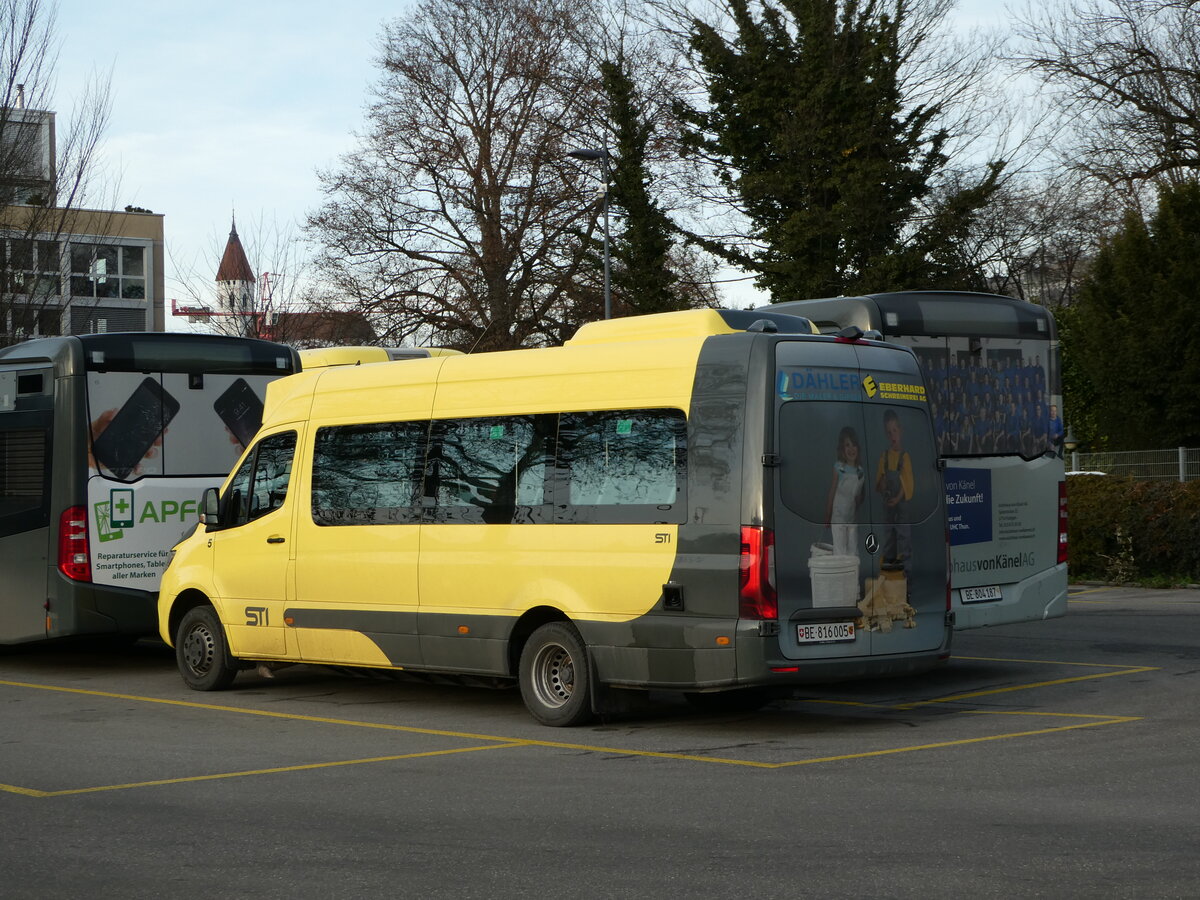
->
[568, 147, 612, 320]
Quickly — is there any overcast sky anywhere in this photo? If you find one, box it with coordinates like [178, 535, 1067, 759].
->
[51, 0, 1019, 321]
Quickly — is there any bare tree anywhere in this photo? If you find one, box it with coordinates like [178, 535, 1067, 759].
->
[307, 0, 611, 352]
[1017, 0, 1200, 190]
[1, 0, 114, 346]
[954, 170, 1122, 307]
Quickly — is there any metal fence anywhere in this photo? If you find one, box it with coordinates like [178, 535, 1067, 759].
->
[1069, 447, 1200, 482]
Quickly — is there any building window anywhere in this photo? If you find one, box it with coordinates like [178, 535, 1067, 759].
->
[2, 239, 61, 303]
[69, 243, 146, 301]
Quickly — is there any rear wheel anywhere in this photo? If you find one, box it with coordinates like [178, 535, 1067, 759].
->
[519, 622, 594, 727]
[176, 605, 239, 691]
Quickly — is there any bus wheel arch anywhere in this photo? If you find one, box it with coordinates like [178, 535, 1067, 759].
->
[175, 602, 239, 692]
[507, 606, 572, 677]
[166, 589, 212, 645]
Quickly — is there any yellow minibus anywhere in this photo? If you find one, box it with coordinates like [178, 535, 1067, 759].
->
[158, 309, 951, 725]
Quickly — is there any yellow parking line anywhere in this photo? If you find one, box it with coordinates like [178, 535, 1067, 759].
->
[963, 710, 1139, 721]
[0, 783, 49, 798]
[0, 679, 546, 744]
[0, 743, 526, 798]
[769, 714, 1138, 768]
[955, 655, 1156, 669]
[895, 666, 1157, 709]
[0, 677, 1147, 782]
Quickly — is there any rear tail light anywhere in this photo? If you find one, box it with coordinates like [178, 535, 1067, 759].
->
[58, 506, 92, 582]
[739, 525, 777, 620]
[1057, 480, 1069, 565]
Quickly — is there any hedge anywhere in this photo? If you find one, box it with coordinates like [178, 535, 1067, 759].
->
[1066, 474, 1200, 584]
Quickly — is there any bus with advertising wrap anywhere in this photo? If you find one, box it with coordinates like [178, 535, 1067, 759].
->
[772, 292, 1068, 630]
[0, 332, 299, 644]
[158, 309, 953, 726]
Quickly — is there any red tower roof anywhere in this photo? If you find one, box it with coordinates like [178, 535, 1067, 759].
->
[216, 221, 255, 283]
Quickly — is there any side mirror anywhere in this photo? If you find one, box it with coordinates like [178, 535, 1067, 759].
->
[200, 487, 221, 528]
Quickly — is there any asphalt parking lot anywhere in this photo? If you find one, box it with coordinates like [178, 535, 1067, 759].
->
[2, 584, 1198, 898]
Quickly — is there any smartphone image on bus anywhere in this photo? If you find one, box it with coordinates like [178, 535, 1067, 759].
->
[92, 377, 181, 480]
[214, 378, 265, 448]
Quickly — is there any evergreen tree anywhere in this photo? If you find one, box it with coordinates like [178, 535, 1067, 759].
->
[601, 56, 683, 315]
[681, 0, 999, 300]
[1072, 181, 1200, 449]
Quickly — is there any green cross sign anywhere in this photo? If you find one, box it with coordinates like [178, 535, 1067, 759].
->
[110, 489, 135, 529]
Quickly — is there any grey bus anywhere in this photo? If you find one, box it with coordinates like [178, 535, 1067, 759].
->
[771, 291, 1068, 630]
[0, 332, 299, 644]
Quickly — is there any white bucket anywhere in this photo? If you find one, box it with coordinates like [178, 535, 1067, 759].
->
[808, 545, 860, 608]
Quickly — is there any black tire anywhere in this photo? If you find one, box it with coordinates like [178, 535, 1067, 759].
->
[683, 687, 773, 714]
[518, 622, 594, 727]
[175, 605, 239, 691]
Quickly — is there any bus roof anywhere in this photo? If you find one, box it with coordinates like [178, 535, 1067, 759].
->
[772, 291, 1055, 339]
[299, 346, 464, 369]
[0, 332, 300, 375]
[567, 308, 816, 346]
[265, 309, 831, 427]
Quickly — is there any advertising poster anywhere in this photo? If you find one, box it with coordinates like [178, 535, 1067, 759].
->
[87, 476, 213, 590]
[84, 371, 275, 590]
[944, 460, 1058, 594]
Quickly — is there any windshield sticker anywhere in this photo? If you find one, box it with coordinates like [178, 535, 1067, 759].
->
[778, 369, 926, 404]
[872, 379, 927, 403]
[778, 368, 863, 401]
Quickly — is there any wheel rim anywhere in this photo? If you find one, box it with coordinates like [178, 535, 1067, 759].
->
[530, 640, 575, 709]
[181, 620, 216, 677]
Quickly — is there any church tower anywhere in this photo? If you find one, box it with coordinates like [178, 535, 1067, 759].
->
[215, 217, 256, 322]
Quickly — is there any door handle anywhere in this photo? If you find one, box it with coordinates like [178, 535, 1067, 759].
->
[266, 536, 286, 544]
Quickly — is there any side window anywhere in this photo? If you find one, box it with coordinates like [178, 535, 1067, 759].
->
[428, 415, 553, 524]
[249, 433, 296, 521]
[557, 409, 686, 524]
[225, 453, 254, 525]
[312, 422, 427, 525]
[224, 431, 296, 527]
[0, 421, 51, 538]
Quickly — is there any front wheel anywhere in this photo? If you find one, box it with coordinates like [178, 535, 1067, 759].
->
[176, 605, 239, 691]
[519, 622, 594, 727]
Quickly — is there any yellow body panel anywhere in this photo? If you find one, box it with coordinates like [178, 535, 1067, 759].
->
[418, 523, 679, 622]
